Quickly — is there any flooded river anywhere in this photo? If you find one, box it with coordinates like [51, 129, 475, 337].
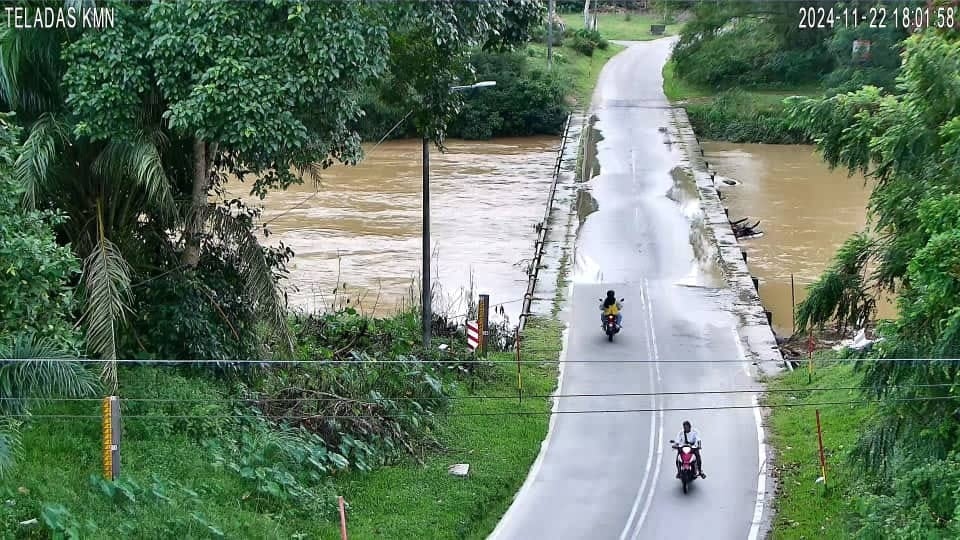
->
[704, 142, 896, 336]
[229, 137, 558, 323]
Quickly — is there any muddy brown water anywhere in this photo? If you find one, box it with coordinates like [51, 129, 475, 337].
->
[704, 142, 896, 337]
[224, 137, 558, 324]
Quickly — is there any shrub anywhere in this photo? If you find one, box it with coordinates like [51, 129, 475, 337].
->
[447, 51, 569, 140]
[0, 114, 83, 352]
[569, 28, 608, 57]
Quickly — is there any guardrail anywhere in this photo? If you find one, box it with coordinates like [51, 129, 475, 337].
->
[517, 113, 575, 333]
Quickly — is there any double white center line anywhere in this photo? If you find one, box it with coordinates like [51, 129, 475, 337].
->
[619, 278, 663, 540]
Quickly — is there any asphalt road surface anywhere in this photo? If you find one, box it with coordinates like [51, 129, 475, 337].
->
[488, 39, 767, 540]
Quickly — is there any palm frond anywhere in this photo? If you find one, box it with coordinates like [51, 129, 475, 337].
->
[203, 206, 293, 356]
[0, 26, 63, 116]
[0, 333, 98, 478]
[93, 136, 177, 220]
[14, 113, 68, 208]
[0, 334, 98, 415]
[80, 205, 133, 390]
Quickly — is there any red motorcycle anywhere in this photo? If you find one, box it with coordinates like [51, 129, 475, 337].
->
[670, 440, 701, 494]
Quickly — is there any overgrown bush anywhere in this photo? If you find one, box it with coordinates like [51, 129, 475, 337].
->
[357, 49, 570, 141]
[686, 90, 809, 144]
[448, 51, 569, 139]
[569, 28, 608, 57]
[0, 114, 83, 352]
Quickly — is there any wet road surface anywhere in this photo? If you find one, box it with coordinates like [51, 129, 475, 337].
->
[489, 39, 765, 540]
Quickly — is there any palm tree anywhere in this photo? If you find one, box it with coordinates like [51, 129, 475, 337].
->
[0, 24, 291, 390]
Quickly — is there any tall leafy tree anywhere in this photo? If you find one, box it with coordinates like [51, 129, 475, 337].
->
[3, 1, 543, 386]
[787, 31, 960, 471]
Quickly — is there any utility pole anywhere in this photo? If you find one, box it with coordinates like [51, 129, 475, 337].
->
[421, 136, 432, 350]
[421, 81, 497, 351]
[547, 0, 555, 69]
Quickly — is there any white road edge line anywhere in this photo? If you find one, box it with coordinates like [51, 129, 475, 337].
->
[631, 278, 664, 540]
[486, 282, 574, 540]
[734, 327, 767, 540]
[618, 284, 657, 540]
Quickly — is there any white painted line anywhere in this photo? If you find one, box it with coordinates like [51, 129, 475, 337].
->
[748, 395, 767, 540]
[734, 325, 768, 540]
[631, 278, 664, 539]
[618, 284, 657, 540]
[487, 283, 574, 540]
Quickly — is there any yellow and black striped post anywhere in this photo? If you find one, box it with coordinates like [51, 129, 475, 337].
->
[101, 396, 120, 481]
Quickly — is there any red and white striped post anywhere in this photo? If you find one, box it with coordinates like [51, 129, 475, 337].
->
[466, 321, 480, 351]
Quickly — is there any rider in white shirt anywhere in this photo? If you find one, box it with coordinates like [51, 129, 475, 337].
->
[675, 420, 706, 479]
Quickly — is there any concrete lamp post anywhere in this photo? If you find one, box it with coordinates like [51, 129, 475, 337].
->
[422, 80, 497, 350]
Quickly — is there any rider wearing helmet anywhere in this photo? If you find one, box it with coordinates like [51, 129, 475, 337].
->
[599, 290, 623, 328]
[675, 420, 706, 479]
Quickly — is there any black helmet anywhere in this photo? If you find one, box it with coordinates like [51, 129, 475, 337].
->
[606, 290, 615, 297]
[682, 420, 691, 429]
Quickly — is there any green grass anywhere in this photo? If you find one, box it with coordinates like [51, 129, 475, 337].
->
[1, 319, 565, 539]
[334, 317, 562, 539]
[560, 11, 681, 41]
[662, 59, 821, 106]
[764, 358, 873, 540]
[527, 42, 624, 109]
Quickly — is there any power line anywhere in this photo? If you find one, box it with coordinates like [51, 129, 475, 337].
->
[1, 383, 955, 404]
[9, 395, 960, 420]
[5, 357, 960, 365]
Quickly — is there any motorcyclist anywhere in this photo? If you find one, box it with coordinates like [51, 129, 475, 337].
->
[674, 420, 706, 479]
[599, 290, 623, 328]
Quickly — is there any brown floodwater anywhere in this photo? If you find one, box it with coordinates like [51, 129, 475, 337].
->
[224, 137, 558, 323]
[704, 142, 896, 336]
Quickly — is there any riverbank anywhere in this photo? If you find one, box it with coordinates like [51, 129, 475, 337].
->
[662, 61, 817, 144]
[763, 356, 871, 539]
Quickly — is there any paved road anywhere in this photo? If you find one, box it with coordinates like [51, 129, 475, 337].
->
[489, 39, 766, 540]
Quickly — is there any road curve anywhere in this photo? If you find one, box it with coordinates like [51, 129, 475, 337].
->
[488, 39, 767, 540]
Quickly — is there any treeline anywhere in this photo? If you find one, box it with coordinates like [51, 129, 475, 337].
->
[671, 0, 909, 143]
[786, 24, 960, 539]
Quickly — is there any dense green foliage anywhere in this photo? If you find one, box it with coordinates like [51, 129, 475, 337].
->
[0, 114, 81, 351]
[448, 51, 570, 139]
[786, 30, 960, 537]
[685, 89, 809, 144]
[672, 1, 833, 89]
[0, 1, 563, 534]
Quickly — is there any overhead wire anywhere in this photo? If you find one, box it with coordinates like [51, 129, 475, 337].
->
[1, 382, 956, 404]
[5, 357, 960, 365]
[9, 395, 960, 421]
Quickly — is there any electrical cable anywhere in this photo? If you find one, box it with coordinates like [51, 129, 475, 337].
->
[5, 357, 960, 365]
[0, 382, 954, 404]
[10, 395, 960, 420]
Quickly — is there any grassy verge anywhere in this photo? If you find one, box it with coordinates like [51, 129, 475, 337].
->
[662, 59, 819, 143]
[527, 42, 623, 109]
[560, 11, 681, 41]
[334, 318, 562, 539]
[763, 357, 872, 539]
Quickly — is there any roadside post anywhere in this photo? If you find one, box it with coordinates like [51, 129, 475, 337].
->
[807, 332, 815, 384]
[338, 496, 348, 540]
[816, 409, 828, 487]
[466, 321, 479, 352]
[478, 294, 490, 357]
[515, 327, 523, 404]
[101, 396, 120, 481]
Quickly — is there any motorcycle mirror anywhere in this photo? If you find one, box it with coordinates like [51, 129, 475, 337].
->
[668, 439, 675, 444]
[620, 298, 624, 302]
